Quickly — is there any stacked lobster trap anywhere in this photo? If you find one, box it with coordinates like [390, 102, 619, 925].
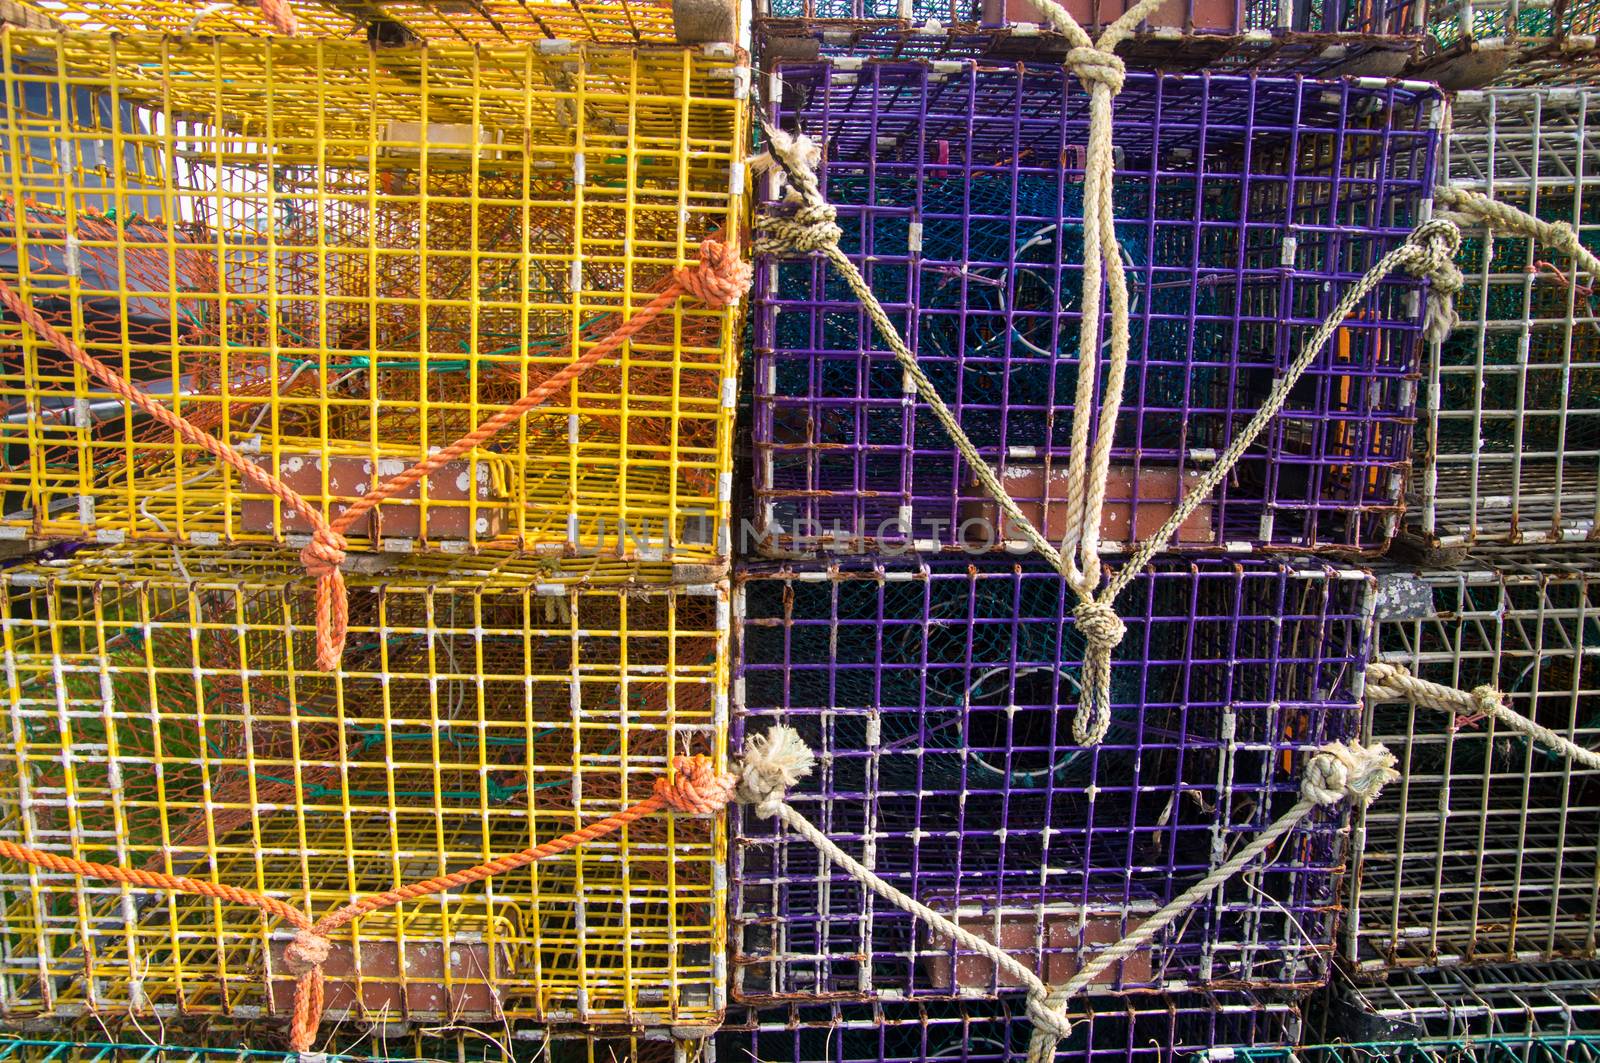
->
[1325, 54, 1600, 1063]
[722, 31, 1453, 1062]
[712, 994, 1302, 1063]
[732, 558, 1373, 1000]
[1413, 86, 1600, 550]
[751, 62, 1438, 558]
[0, 32, 747, 558]
[750, 0, 1424, 75]
[1350, 553, 1600, 972]
[0, 546, 729, 1026]
[0, 0, 753, 1050]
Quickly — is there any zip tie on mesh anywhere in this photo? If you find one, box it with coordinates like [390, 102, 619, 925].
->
[1366, 660, 1600, 771]
[0, 754, 742, 1056]
[727, 727, 1397, 1063]
[0, 239, 750, 671]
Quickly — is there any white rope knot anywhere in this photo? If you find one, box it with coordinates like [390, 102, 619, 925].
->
[1026, 992, 1074, 1040]
[1402, 217, 1464, 344]
[1470, 684, 1505, 718]
[1065, 45, 1125, 95]
[757, 200, 842, 255]
[736, 725, 817, 818]
[1300, 740, 1399, 808]
[1073, 598, 1126, 649]
[1070, 599, 1125, 746]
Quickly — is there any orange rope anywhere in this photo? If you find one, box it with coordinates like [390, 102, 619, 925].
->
[0, 755, 738, 1053]
[0, 239, 750, 671]
[258, 0, 298, 33]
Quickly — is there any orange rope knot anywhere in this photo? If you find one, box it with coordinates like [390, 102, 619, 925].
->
[674, 239, 754, 309]
[281, 928, 332, 975]
[654, 755, 739, 814]
[300, 529, 351, 671]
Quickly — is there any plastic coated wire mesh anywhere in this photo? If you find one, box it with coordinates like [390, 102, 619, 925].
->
[0, 33, 746, 560]
[753, 61, 1438, 558]
[1417, 88, 1600, 548]
[750, 0, 1424, 68]
[1223, 1039, 1600, 1063]
[731, 557, 1372, 1002]
[714, 995, 1298, 1063]
[751, 0, 1414, 32]
[0, 1028, 688, 1062]
[1421, 0, 1600, 53]
[0, 544, 728, 1028]
[1309, 961, 1600, 1043]
[1349, 552, 1600, 972]
[8, 0, 686, 44]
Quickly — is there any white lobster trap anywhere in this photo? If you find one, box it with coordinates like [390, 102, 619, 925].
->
[1416, 87, 1600, 550]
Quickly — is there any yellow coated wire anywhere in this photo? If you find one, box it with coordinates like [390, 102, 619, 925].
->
[0, 544, 729, 1026]
[0, 33, 747, 561]
[10, 0, 687, 44]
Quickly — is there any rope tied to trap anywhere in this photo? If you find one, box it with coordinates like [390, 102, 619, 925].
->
[755, 38, 1466, 747]
[0, 239, 750, 672]
[727, 728, 1397, 1062]
[1365, 659, 1600, 771]
[0, 751, 750, 1056]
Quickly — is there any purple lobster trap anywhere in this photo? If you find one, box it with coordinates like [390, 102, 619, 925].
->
[714, 994, 1298, 1063]
[752, 61, 1440, 559]
[752, 0, 1422, 76]
[731, 557, 1374, 1002]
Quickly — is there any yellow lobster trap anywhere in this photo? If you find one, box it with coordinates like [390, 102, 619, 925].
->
[0, 545, 729, 1030]
[7, 0, 696, 45]
[0, 32, 749, 564]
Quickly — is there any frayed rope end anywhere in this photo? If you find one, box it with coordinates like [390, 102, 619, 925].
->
[737, 725, 816, 817]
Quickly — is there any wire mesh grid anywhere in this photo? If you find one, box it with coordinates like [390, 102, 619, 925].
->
[0, 33, 746, 560]
[750, 0, 1423, 74]
[1417, 88, 1600, 549]
[1412, 0, 1600, 82]
[1313, 960, 1600, 1042]
[1348, 551, 1600, 972]
[0, 1026, 688, 1062]
[0, 544, 728, 1028]
[753, 61, 1438, 558]
[1226, 1040, 1600, 1063]
[731, 557, 1373, 1002]
[714, 995, 1299, 1063]
[8, 0, 689, 45]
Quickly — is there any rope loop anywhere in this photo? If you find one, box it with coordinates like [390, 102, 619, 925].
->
[1300, 740, 1399, 807]
[298, 528, 348, 579]
[756, 200, 842, 255]
[1406, 217, 1463, 265]
[1073, 597, 1126, 649]
[1065, 45, 1126, 95]
[1401, 217, 1464, 343]
[652, 755, 740, 814]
